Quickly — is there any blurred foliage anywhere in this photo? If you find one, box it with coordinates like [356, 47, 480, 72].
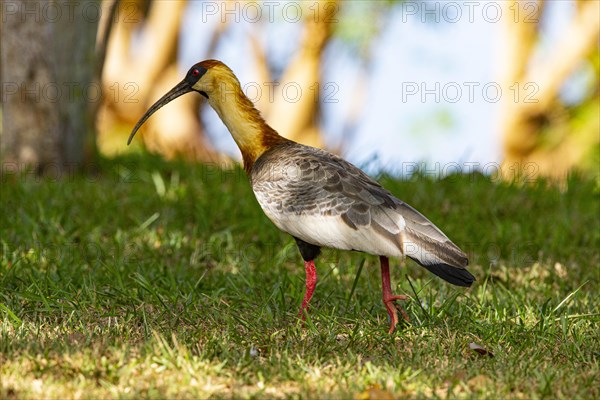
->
[408, 109, 457, 137]
[543, 51, 599, 182]
[333, 1, 401, 58]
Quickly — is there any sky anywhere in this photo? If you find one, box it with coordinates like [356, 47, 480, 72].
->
[178, 0, 579, 176]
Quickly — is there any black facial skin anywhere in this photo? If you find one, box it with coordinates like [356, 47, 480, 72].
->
[185, 64, 207, 86]
[186, 64, 209, 98]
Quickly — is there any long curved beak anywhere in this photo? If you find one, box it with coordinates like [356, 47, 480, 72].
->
[127, 80, 194, 145]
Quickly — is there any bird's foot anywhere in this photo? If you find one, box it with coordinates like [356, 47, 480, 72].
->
[383, 294, 409, 334]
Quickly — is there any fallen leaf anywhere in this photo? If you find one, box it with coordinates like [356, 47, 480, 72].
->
[469, 342, 494, 357]
[468, 374, 491, 388]
[354, 384, 395, 400]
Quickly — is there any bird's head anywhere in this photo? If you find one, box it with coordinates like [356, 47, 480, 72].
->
[127, 60, 240, 145]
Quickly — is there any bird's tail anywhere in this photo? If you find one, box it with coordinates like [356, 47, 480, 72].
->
[403, 227, 474, 287]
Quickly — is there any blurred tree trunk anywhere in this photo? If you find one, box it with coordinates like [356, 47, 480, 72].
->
[499, 0, 600, 181]
[98, 0, 223, 163]
[1, 0, 99, 174]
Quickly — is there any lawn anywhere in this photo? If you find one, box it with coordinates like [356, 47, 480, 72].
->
[1, 155, 598, 399]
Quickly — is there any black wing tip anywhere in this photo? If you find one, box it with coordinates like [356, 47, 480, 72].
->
[419, 262, 475, 287]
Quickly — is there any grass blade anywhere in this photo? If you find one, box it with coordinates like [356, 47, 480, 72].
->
[345, 258, 365, 311]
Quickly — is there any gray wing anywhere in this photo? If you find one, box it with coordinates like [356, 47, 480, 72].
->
[251, 143, 400, 232]
[251, 143, 473, 286]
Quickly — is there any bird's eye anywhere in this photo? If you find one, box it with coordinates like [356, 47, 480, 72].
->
[191, 69, 200, 77]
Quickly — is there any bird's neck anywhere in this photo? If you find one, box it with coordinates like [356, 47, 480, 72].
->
[207, 82, 288, 173]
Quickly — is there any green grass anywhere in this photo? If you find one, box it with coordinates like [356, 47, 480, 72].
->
[1, 155, 599, 399]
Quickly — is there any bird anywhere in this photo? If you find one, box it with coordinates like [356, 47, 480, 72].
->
[128, 60, 475, 333]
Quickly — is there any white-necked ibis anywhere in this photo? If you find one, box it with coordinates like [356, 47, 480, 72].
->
[128, 60, 474, 333]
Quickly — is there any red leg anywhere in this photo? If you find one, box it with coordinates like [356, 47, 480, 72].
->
[380, 256, 409, 333]
[298, 260, 317, 319]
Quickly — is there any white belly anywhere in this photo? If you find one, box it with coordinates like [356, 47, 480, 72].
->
[262, 210, 404, 258]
